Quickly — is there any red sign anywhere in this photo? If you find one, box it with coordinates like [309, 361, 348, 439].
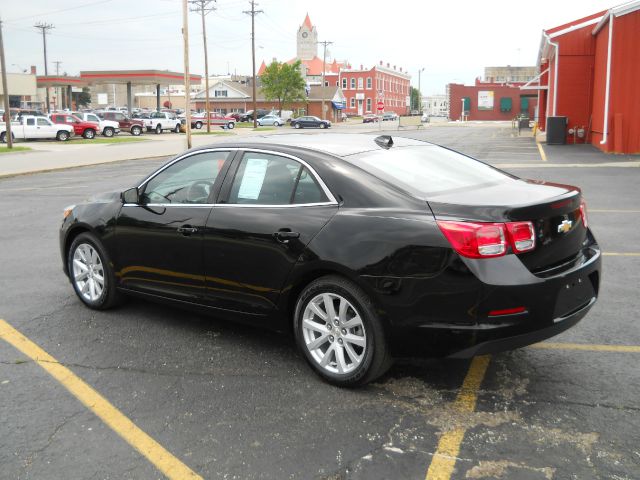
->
[376, 101, 384, 111]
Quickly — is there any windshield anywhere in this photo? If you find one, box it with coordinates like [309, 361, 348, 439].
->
[347, 145, 515, 198]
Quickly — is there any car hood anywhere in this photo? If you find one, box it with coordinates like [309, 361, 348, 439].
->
[87, 190, 121, 203]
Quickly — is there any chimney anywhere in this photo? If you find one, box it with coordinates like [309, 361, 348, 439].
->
[386, 63, 390, 68]
[393, 65, 396, 70]
[360, 64, 363, 70]
[400, 67, 403, 72]
[30, 65, 37, 74]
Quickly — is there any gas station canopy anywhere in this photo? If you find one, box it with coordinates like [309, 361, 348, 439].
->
[79, 70, 201, 86]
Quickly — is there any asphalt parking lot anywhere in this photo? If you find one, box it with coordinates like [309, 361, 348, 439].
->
[1, 123, 639, 480]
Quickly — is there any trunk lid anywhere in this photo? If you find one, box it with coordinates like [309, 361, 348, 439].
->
[428, 179, 586, 274]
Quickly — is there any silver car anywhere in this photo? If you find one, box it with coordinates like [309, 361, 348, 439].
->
[257, 114, 284, 127]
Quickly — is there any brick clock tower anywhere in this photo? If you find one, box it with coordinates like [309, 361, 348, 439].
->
[297, 13, 318, 60]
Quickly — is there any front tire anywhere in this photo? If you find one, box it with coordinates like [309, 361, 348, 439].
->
[131, 125, 142, 136]
[273, 121, 280, 127]
[294, 275, 392, 387]
[103, 127, 115, 137]
[195, 121, 203, 130]
[67, 232, 122, 310]
[227, 122, 235, 129]
[320, 123, 327, 129]
[83, 129, 96, 139]
[57, 130, 70, 141]
[174, 124, 181, 133]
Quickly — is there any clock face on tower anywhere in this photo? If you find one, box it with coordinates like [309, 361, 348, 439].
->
[302, 32, 308, 38]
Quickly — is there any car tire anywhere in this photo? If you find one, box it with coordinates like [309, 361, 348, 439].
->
[155, 124, 162, 134]
[0, 132, 8, 143]
[103, 127, 114, 137]
[131, 126, 142, 136]
[83, 129, 96, 139]
[294, 123, 301, 129]
[273, 121, 279, 127]
[294, 275, 392, 387]
[56, 130, 70, 141]
[320, 123, 326, 129]
[67, 232, 123, 310]
[227, 122, 235, 129]
[195, 121, 203, 130]
[174, 124, 181, 133]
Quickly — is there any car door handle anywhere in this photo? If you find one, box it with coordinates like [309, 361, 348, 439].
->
[177, 225, 198, 235]
[274, 229, 300, 243]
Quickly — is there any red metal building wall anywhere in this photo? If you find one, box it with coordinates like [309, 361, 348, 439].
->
[592, 11, 640, 153]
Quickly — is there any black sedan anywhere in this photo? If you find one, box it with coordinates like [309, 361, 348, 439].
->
[290, 116, 331, 129]
[60, 134, 601, 386]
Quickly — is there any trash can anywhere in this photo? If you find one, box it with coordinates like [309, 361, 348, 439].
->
[547, 116, 568, 145]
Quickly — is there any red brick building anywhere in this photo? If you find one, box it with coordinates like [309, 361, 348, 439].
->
[537, 1, 640, 153]
[448, 78, 538, 121]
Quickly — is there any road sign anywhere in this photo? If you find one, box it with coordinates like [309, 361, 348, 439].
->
[376, 101, 384, 111]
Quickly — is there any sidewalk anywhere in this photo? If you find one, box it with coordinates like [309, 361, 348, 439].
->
[0, 122, 386, 178]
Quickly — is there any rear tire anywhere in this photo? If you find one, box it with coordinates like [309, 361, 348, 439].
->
[294, 123, 301, 129]
[294, 275, 392, 387]
[67, 232, 123, 310]
[155, 124, 162, 134]
[131, 126, 142, 136]
[56, 131, 70, 141]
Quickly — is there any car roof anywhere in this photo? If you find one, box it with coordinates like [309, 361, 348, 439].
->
[206, 133, 432, 157]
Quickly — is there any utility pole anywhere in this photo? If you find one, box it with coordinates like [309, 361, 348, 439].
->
[182, 0, 193, 149]
[317, 40, 333, 120]
[190, 0, 216, 133]
[417, 67, 424, 114]
[243, 0, 262, 129]
[0, 18, 13, 147]
[54, 60, 62, 110]
[34, 22, 54, 113]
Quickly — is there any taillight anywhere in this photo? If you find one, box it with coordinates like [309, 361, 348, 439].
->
[505, 221, 535, 253]
[436, 221, 507, 259]
[580, 199, 588, 228]
[437, 220, 536, 259]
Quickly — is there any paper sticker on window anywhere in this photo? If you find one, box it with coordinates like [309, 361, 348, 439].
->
[237, 158, 268, 200]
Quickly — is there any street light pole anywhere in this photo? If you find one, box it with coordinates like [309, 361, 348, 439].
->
[418, 67, 424, 114]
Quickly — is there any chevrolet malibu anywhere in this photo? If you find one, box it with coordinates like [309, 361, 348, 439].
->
[60, 134, 601, 386]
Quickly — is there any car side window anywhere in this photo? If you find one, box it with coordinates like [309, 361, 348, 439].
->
[227, 153, 328, 206]
[26, 118, 36, 126]
[141, 151, 230, 205]
[37, 118, 50, 126]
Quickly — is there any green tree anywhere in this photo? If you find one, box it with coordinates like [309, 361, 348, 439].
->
[260, 60, 307, 115]
[410, 87, 422, 113]
[76, 87, 91, 107]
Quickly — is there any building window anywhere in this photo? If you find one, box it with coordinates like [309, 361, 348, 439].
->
[366, 77, 372, 89]
[358, 78, 363, 89]
[335, 81, 339, 86]
[350, 97, 355, 108]
[342, 78, 347, 89]
[366, 98, 371, 111]
[214, 90, 228, 97]
[350, 78, 355, 89]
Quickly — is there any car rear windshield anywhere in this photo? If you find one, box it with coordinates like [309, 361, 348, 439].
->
[347, 146, 514, 198]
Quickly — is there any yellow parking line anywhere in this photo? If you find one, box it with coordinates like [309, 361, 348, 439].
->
[425, 355, 491, 480]
[536, 141, 547, 162]
[603, 252, 640, 256]
[0, 319, 202, 480]
[531, 342, 640, 353]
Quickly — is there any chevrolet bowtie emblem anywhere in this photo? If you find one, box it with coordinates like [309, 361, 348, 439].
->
[557, 219, 573, 234]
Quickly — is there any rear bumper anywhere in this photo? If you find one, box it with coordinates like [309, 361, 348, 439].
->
[380, 241, 601, 358]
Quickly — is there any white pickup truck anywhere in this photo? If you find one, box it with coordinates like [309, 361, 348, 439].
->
[143, 111, 181, 134]
[0, 115, 74, 142]
[73, 112, 120, 137]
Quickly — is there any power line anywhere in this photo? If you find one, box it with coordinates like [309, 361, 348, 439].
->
[34, 22, 54, 113]
[6, 0, 115, 23]
[243, 0, 262, 128]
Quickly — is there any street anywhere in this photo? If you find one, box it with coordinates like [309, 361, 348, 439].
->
[1, 123, 639, 480]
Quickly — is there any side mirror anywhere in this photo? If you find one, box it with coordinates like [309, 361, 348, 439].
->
[121, 187, 139, 204]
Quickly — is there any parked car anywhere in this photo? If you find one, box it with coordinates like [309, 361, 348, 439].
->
[191, 112, 235, 130]
[382, 112, 398, 121]
[421, 113, 430, 123]
[144, 111, 181, 134]
[72, 112, 120, 137]
[58, 134, 601, 386]
[100, 111, 144, 136]
[363, 114, 380, 123]
[290, 116, 331, 129]
[257, 114, 284, 126]
[228, 112, 243, 122]
[1, 115, 74, 142]
[240, 109, 270, 122]
[49, 113, 98, 139]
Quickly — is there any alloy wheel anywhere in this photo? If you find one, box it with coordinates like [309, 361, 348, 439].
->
[302, 293, 367, 375]
[72, 243, 105, 302]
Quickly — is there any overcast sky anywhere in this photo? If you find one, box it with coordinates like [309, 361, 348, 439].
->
[2, 0, 617, 94]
